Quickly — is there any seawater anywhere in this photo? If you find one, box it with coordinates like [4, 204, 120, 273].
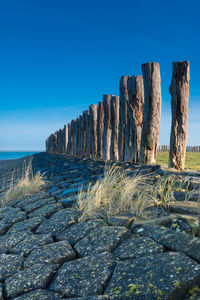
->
[0, 152, 40, 160]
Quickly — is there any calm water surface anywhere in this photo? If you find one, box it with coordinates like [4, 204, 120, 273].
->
[0, 152, 40, 160]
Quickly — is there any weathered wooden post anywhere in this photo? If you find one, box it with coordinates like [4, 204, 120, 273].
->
[76, 117, 80, 157]
[89, 104, 98, 158]
[97, 102, 104, 160]
[67, 123, 72, 156]
[83, 110, 90, 158]
[60, 127, 65, 154]
[46, 133, 57, 153]
[46, 137, 50, 152]
[82, 111, 87, 157]
[125, 76, 144, 164]
[74, 119, 79, 156]
[119, 78, 127, 161]
[79, 115, 84, 157]
[63, 125, 68, 154]
[168, 61, 190, 171]
[110, 96, 119, 161]
[103, 95, 112, 161]
[140, 62, 162, 165]
[120, 76, 144, 163]
[56, 129, 62, 154]
[70, 120, 75, 156]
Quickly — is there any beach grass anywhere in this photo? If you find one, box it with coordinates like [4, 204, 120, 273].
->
[1, 158, 46, 205]
[77, 164, 194, 220]
[156, 152, 200, 170]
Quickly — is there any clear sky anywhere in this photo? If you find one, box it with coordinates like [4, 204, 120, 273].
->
[0, 0, 200, 150]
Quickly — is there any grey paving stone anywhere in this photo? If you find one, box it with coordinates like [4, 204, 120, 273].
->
[108, 215, 134, 227]
[0, 283, 3, 300]
[24, 240, 76, 267]
[56, 185, 88, 199]
[69, 180, 90, 188]
[57, 219, 105, 245]
[3, 210, 27, 224]
[14, 192, 52, 208]
[36, 208, 79, 237]
[0, 220, 13, 234]
[58, 195, 78, 208]
[49, 251, 115, 297]
[132, 223, 200, 263]
[0, 231, 31, 254]
[169, 201, 198, 215]
[74, 226, 131, 257]
[13, 289, 62, 300]
[188, 192, 200, 202]
[184, 286, 200, 299]
[21, 197, 56, 213]
[174, 191, 186, 201]
[28, 203, 62, 218]
[0, 206, 22, 220]
[7, 216, 46, 234]
[10, 233, 53, 256]
[4, 263, 58, 298]
[105, 252, 200, 300]
[48, 186, 59, 193]
[0, 254, 23, 280]
[113, 236, 165, 261]
[66, 296, 109, 300]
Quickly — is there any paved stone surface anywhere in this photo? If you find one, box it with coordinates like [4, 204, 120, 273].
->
[0, 283, 3, 300]
[49, 251, 115, 297]
[74, 226, 131, 257]
[28, 202, 62, 218]
[4, 263, 58, 298]
[36, 208, 80, 237]
[169, 201, 199, 215]
[132, 223, 200, 263]
[184, 286, 200, 299]
[13, 289, 62, 300]
[7, 216, 46, 234]
[24, 240, 76, 267]
[67, 297, 109, 300]
[0, 231, 31, 254]
[105, 252, 200, 299]
[0, 152, 199, 299]
[20, 197, 56, 213]
[113, 236, 165, 260]
[0, 254, 23, 280]
[10, 233, 53, 256]
[57, 219, 105, 244]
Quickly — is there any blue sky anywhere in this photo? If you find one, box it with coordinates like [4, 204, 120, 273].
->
[0, 0, 200, 150]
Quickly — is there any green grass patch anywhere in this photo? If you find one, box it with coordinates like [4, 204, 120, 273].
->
[156, 152, 200, 170]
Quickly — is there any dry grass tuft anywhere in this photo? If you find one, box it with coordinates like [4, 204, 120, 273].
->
[1, 158, 46, 205]
[78, 165, 156, 220]
[78, 165, 197, 221]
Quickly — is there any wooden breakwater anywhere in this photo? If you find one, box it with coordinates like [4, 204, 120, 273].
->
[46, 61, 190, 171]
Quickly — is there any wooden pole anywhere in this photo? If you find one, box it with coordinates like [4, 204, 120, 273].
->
[168, 61, 190, 171]
[89, 104, 98, 158]
[103, 95, 112, 161]
[140, 62, 162, 165]
[110, 96, 119, 161]
[97, 102, 104, 160]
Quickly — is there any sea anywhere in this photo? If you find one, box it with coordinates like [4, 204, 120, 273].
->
[0, 152, 41, 160]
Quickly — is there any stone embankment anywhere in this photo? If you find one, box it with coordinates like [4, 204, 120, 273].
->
[0, 152, 200, 299]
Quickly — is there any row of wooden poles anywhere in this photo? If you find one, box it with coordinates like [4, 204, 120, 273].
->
[158, 146, 200, 152]
[46, 61, 190, 171]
